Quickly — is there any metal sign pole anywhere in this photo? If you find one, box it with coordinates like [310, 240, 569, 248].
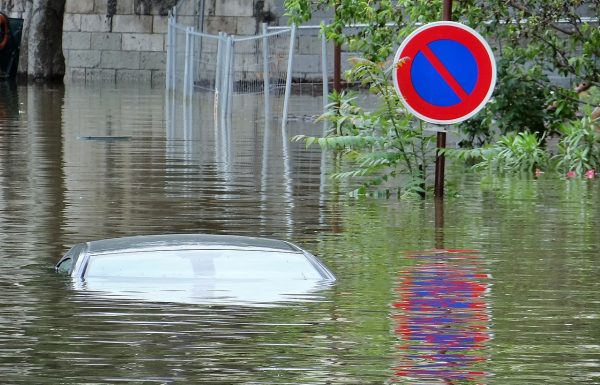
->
[434, 0, 453, 198]
[281, 24, 296, 131]
[333, 1, 342, 93]
[262, 23, 271, 123]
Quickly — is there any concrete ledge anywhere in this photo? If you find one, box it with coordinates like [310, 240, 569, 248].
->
[64, 67, 87, 82]
[86, 68, 117, 82]
[117, 69, 152, 83]
[66, 69, 164, 86]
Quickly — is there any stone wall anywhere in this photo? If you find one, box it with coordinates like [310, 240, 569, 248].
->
[61, 0, 282, 85]
[205, 0, 279, 35]
[62, 0, 175, 85]
[0, 0, 307, 84]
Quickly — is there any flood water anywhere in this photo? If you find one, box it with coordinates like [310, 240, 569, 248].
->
[0, 81, 599, 384]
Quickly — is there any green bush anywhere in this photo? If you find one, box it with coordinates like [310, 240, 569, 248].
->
[285, 0, 599, 188]
[294, 58, 436, 198]
[555, 113, 600, 175]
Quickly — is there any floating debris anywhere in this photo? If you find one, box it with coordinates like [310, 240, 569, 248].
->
[77, 135, 131, 141]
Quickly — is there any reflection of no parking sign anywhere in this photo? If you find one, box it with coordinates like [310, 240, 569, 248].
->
[393, 22, 496, 125]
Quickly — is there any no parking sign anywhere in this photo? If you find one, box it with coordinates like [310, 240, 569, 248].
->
[393, 22, 496, 125]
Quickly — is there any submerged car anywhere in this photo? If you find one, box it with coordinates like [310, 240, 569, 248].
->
[56, 234, 336, 304]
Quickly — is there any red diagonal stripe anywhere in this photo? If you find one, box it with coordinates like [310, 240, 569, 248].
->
[420, 45, 469, 101]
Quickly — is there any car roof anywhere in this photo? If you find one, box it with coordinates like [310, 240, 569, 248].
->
[84, 234, 300, 255]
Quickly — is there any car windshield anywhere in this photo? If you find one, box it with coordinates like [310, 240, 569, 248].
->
[84, 249, 325, 280]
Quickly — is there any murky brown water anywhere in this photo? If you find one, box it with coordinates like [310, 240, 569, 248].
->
[0, 81, 599, 384]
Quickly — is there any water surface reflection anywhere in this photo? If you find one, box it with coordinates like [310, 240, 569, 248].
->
[0, 83, 598, 384]
[393, 250, 491, 383]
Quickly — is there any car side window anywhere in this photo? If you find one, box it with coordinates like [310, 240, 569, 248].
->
[56, 244, 86, 275]
[56, 257, 73, 274]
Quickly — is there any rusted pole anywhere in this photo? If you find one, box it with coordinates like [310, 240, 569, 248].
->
[333, 1, 342, 93]
[435, 196, 444, 249]
[442, 0, 452, 21]
[334, 42, 342, 93]
[434, 0, 452, 198]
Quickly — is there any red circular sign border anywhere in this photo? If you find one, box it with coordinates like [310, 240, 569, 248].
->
[393, 22, 496, 125]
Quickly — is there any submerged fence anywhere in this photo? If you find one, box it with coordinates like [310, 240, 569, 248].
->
[166, 9, 330, 129]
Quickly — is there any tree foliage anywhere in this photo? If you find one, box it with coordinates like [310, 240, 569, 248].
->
[458, 0, 599, 142]
[285, 0, 600, 192]
[294, 58, 436, 198]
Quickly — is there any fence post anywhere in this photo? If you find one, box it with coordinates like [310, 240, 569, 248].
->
[187, 28, 195, 98]
[320, 28, 329, 114]
[227, 36, 235, 120]
[281, 24, 296, 131]
[166, 14, 172, 90]
[214, 32, 225, 119]
[262, 23, 271, 123]
[220, 34, 233, 124]
[220, 33, 228, 125]
[183, 27, 192, 99]
[169, 15, 179, 91]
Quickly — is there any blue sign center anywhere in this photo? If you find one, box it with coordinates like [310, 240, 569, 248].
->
[411, 39, 478, 107]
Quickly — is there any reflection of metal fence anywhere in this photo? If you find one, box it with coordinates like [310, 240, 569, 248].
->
[166, 8, 329, 128]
